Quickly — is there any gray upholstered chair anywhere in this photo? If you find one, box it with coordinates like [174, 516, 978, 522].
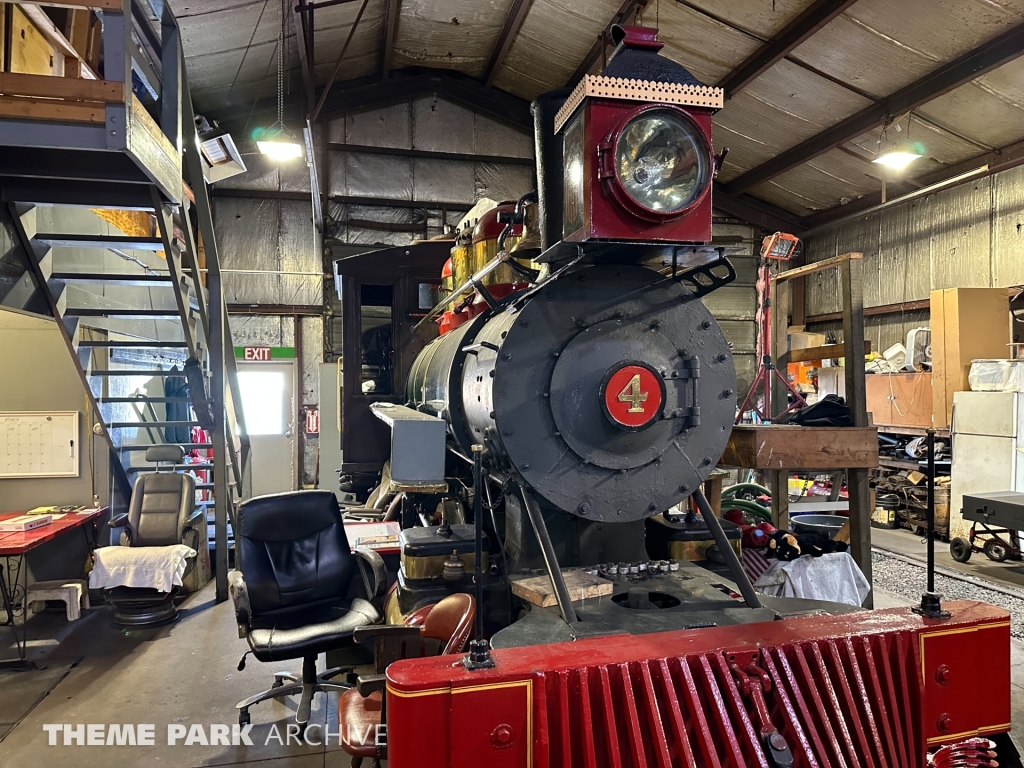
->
[104, 445, 203, 626]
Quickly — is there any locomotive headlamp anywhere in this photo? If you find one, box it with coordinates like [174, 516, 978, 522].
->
[613, 107, 710, 216]
[555, 25, 723, 245]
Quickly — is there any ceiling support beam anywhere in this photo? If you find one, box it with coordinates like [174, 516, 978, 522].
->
[316, 69, 533, 130]
[311, 0, 370, 121]
[712, 183, 804, 233]
[566, 0, 648, 87]
[292, 0, 315, 119]
[382, 0, 399, 81]
[715, 0, 860, 97]
[801, 136, 1024, 230]
[483, 0, 533, 90]
[723, 20, 1024, 196]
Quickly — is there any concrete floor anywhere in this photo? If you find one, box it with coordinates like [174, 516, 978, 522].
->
[2, 540, 1024, 765]
[0, 580, 358, 767]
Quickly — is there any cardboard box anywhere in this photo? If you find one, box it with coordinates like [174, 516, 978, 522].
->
[931, 288, 1010, 429]
[787, 330, 827, 351]
[866, 372, 932, 430]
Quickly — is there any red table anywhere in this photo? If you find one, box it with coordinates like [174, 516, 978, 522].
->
[0, 508, 106, 665]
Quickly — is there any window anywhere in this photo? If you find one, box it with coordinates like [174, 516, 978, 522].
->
[360, 284, 394, 395]
[238, 370, 285, 435]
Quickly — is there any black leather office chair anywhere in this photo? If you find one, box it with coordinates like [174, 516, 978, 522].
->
[230, 490, 387, 727]
[105, 444, 203, 626]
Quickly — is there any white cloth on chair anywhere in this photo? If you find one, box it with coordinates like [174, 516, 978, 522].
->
[753, 551, 870, 607]
[90, 545, 197, 593]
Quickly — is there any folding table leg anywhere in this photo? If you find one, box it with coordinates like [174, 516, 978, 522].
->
[0, 554, 29, 667]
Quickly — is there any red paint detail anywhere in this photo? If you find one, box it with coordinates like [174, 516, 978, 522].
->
[562, 102, 714, 244]
[471, 203, 523, 244]
[602, 364, 663, 428]
[386, 603, 1011, 768]
[612, 25, 664, 51]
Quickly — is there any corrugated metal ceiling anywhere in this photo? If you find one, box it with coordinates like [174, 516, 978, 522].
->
[170, 0, 1024, 221]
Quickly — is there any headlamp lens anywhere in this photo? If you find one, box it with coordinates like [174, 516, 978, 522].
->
[615, 109, 709, 214]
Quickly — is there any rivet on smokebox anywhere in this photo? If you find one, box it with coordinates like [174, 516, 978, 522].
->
[701, 320, 712, 329]
[503, 429, 513, 436]
[679, 485, 689, 492]
[502, 352, 512, 361]
[578, 503, 590, 515]
[520, 318, 529, 327]
[723, 389, 733, 397]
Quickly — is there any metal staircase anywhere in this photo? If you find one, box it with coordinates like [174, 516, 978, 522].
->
[0, 0, 249, 601]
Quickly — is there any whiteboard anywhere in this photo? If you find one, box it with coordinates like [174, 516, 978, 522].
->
[0, 412, 79, 478]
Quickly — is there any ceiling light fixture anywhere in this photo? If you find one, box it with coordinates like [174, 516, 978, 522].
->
[258, 0, 304, 162]
[873, 114, 924, 172]
[257, 139, 304, 161]
[872, 141, 925, 171]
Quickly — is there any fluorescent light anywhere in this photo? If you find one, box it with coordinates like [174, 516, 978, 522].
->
[872, 141, 924, 171]
[258, 140, 304, 161]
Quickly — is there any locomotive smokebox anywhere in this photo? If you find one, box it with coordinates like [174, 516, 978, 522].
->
[408, 263, 735, 523]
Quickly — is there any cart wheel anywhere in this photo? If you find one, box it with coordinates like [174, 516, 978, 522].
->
[950, 538, 973, 563]
[984, 539, 1010, 563]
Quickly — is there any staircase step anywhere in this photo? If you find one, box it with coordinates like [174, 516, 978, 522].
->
[130, 463, 213, 471]
[119, 443, 212, 451]
[51, 272, 174, 287]
[34, 234, 173, 252]
[91, 370, 186, 377]
[65, 308, 184, 319]
[79, 340, 189, 349]
[100, 396, 191, 403]
[107, 420, 201, 428]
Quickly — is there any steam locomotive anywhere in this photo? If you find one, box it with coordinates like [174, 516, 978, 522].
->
[332, 25, 1015, 768]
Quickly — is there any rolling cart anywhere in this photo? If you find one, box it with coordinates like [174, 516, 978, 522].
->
[949, 491, 1024, 563]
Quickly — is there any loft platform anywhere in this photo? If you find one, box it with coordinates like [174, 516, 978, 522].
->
[0, 0, 183, 207]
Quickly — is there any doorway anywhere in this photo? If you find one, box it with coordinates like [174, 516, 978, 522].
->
[237, 361, 296, 497]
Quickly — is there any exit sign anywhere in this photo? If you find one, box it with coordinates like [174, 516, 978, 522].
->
[243, 346, 271, 361]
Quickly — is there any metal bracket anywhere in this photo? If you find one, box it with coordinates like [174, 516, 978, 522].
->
[662, 356, 701, 427]
[674, 254, 736, 299]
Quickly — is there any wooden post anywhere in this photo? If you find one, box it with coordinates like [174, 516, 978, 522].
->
[769, 470, 789, 529]
[771, 276, 792, 421]
[841, 254, 872, 606]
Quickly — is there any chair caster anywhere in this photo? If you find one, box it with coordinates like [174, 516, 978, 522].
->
[239, 709, 250, 727]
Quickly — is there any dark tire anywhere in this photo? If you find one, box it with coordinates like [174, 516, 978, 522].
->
[950, 537, 973, 563]
[984, 539, 1010, 562]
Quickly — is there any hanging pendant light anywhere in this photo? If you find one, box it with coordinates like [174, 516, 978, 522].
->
[259, 0, 304, 161]
[873, 115, 924, 172]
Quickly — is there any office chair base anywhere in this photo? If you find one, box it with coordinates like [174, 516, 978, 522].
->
[236, 658, 352, 726]
[112, 601, 178, 627]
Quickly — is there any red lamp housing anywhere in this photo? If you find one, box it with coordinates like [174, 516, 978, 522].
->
[556, 26, 724, 245]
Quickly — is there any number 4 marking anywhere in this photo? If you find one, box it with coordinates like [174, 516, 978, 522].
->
[618, 374, 648, 413]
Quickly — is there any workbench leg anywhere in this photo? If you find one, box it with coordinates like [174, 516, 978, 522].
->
[848, 467, 873, 608]
[703, 473, 725, 517]
[769, 471, 789, 530]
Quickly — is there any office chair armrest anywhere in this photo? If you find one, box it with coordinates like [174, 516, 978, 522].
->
[183, 508, 205, 531]
[342, 508, 386, 521]
[355, 673, 387, 697]
[352, 547, 388, 601]
[351, 624, 420, 645]
[108, 513, 129, 529]
[227, 570, 250, 639]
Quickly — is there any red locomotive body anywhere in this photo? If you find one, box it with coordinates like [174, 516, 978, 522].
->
[387, 602, 1011, 767]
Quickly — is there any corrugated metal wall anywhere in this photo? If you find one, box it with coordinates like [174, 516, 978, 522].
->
[803, 164, 1024, 348]
[706, 219, 760, 398]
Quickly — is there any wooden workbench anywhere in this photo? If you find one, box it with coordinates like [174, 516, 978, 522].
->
[722, 425, 879, 470]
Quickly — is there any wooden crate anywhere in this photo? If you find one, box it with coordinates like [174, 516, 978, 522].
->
[721, 424, 879, 470]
